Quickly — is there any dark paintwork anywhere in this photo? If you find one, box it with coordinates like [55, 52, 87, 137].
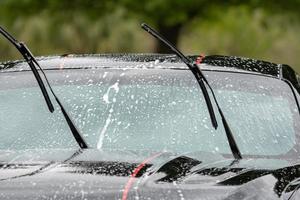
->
[1, 54, 300, 199]
[0, 149, 300, 199]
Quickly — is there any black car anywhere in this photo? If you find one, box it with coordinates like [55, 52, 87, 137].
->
[1, 24, 300, 199]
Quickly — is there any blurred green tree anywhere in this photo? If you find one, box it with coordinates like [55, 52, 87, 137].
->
[114, 0, 300, 52]
[1, 0, 300, 53]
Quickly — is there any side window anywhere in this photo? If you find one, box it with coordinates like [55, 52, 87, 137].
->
[289, 73, 300, 103]
[296, 74, 300, 88]
[293, 84, 300, 106]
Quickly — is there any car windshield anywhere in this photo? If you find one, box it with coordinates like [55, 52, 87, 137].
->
[0, 63, 299, 158]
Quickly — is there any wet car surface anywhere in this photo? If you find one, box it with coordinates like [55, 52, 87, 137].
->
[1, 54, 300, 199]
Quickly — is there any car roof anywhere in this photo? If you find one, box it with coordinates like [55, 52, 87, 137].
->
[0, 53, 282, 74]
[0, 53, 299, 91]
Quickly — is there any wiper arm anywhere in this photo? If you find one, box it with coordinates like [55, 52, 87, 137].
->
[141, 23, 242, 160]
[0, 26, 88, 149]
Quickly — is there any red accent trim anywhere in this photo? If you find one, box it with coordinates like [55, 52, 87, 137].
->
[122, 152, 162, 200]
[196, 53, 205, 64]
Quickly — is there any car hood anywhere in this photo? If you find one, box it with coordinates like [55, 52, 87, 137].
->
[0, 149, 299, 200]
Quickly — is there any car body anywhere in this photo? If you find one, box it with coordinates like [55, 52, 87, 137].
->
[0, 54, 300, 199]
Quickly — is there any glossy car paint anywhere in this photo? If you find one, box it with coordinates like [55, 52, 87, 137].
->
[1, 149, 300, 199]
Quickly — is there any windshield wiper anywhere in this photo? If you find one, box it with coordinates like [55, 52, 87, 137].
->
[0, 26, 88, 149]
[142, 24, 217, 129]
[141, 23, 242, 160]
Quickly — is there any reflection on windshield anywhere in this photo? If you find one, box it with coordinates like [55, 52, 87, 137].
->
[0, 69, 298, 157]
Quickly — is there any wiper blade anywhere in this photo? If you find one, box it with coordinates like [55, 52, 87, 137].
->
[0, 26, 54, 113]
[142, 23, 217, 129]
[0, 26, 88, 149]
[141, 23, 242, 160]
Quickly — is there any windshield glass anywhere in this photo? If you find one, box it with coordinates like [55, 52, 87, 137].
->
[0, 65, 299, 158]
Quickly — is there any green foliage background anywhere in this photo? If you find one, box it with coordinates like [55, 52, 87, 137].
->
[0, 0, 300, 72]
